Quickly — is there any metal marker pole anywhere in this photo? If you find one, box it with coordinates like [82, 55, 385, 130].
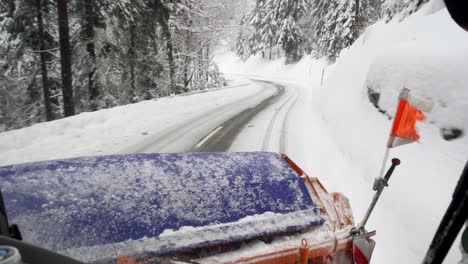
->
[379, 148, 390, 178]
[354, 158, 401, 234]
[320, 68, 325, 87]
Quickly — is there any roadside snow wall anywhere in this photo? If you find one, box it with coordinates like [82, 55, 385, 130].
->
[216, 1, 468, 263]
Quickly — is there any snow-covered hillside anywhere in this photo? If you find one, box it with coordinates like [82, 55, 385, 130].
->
[216, 2, 468, 263]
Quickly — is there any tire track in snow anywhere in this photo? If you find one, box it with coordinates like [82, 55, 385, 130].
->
[261, 83, 299, 153]
[192, 81, 285, 152]
[126, 81, 277, 153]
[279, 91, 299, 153]
[129, 102, 242, 153]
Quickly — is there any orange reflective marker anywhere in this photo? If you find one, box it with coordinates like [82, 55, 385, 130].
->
[391, 99, 425, 140]
[117, 255, 144, 264]
[387, 88, 432, 148]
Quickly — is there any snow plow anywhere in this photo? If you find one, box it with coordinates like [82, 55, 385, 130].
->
[0, 152, 377, 263]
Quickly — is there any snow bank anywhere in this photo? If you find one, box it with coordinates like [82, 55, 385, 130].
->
[365, 7, 468, 137]
[319, 5, 468, 263]
[216, 3, 468, 263]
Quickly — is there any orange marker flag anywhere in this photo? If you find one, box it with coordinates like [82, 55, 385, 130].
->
[387, 88, 433, 148]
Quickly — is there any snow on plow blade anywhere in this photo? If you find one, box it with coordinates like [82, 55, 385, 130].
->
[0, 152, 370, 263]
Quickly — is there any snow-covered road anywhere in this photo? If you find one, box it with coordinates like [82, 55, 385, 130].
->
[193, 80, 286, 152]
[0, 79, 300, 166]
[115, 78, 306, 155]
[123, 80, 290, 153]
[228, 78, 307, 162]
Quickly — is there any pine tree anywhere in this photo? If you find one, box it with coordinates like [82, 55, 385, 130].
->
[272, 0, 308, 63]
[75, 0, 105, 108]
[0, 0, 60, 127]
[104, 0, 148, 102]
[382, 0, 429, 21]
[35, 0, 54, 120]
[38, 0, 61, 117]
[258, 0, 278, 60]
[235, 17, 248, 59]
[0, 0, 229, 131]
[154, 0, 177, 94]
[174, 1, 196, 92]
[329, 0, 358, 58]
[57, 0, 75, 116]
[312, 0, 378, 59]
[237, 0, 308, 63]
[246, 0, 269, 56]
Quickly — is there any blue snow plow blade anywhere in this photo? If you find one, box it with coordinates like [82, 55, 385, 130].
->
[0, 152, 323, 262]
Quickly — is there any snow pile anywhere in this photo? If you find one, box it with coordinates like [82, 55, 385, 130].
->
[365, 8, 468, 138]
[216, 3, 468, 263]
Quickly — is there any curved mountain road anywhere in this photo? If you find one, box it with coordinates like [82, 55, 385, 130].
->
[127, 80, 291, 154]
[191, 81, 286, 152]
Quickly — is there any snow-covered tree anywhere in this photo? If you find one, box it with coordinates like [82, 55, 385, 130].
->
[235, 16, 248, 59]
[0, 0, 60, 129]
[311, 0, 382, 59]
[238, 0, 308, 63]
[272, 0, 308, 63]
[382, 0, 429, 21]
[316, 0, 358, 59]
[245, 0, 269, 56]
[72, 0, 107, 109]
[0, 0, 229, 131]
[258, 0, 278, 59]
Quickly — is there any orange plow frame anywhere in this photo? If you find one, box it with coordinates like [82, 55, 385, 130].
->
[118, 154, 372, 264]
[217, 155, 363, 264]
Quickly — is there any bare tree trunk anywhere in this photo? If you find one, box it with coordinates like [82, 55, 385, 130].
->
[154, 0, 177, 94]
[40, 0, 60, 116]
[156, 5, 176, 94]
[7, 0, 15, 17]
[206, 45, 209, 83]
[163, 25, 176, 94]
[57, 0, 75, 116]
[183, 62, 189, 92]
[355, 0, 360, 18]
[128, 23, 136, 101]
[84, 0, 99, 105]
[183, 58, 193, 93]
[183, 32, 190, 92]
[35, 0, 54, 121]
[269, 40, 272, 60]
[198, 48, 203, 84]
